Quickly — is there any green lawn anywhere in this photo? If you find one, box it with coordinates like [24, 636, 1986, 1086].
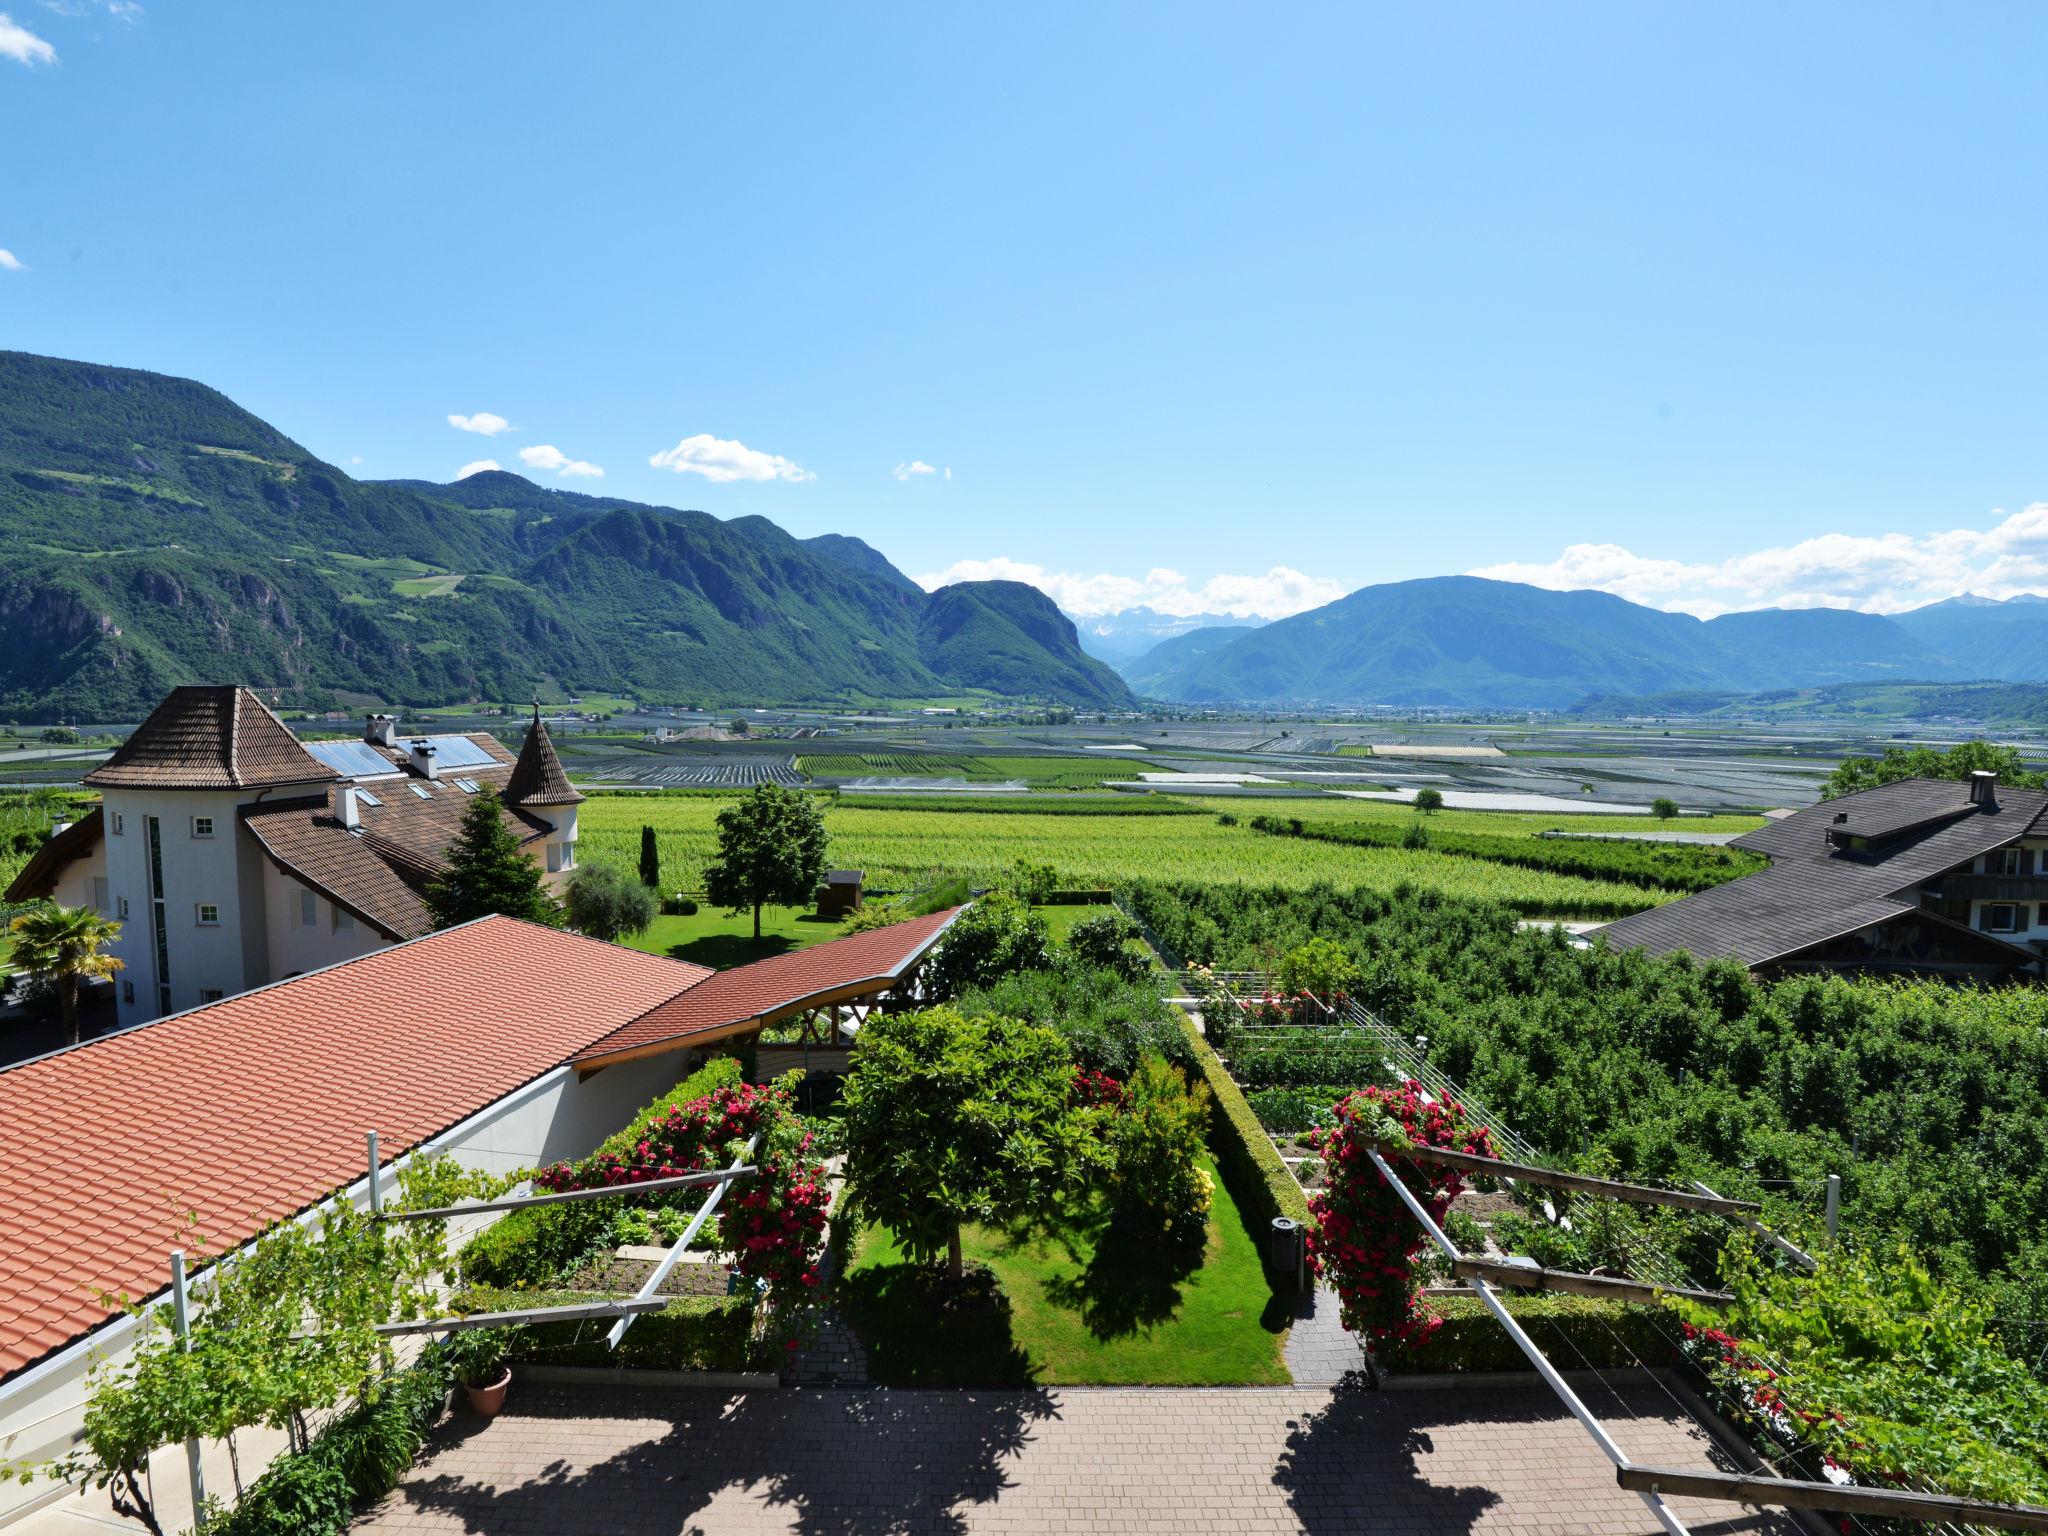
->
[1032, 902, 1110, 941]
[839, 1153, 1290, 1386]
[620, 904, 851, 968]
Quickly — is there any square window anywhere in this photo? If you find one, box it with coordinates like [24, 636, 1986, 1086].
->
[122, 980, 135, 1004]
[110, 812, 125, 836]
[300, 889, 318, 927]
[334, 907, 354, 932]
[192, 816, 214, 838]
[196, 903, 220, 926]
[199, 989, 225, 1005]
[1986, 903, 2020, 933]
[118, 895, 130, 919]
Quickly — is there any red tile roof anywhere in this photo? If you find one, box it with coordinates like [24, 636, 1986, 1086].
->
[572, 906, 966, 1067]
[241, 771, 547, 940]
[84, 686, 337, 791]
[0, 917, 708, 1384]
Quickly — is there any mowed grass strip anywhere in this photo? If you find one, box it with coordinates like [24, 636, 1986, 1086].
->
[840, 1154, 1288, 1386]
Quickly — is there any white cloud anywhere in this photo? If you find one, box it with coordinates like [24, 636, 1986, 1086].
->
[104, 0, 141, 19]
[648, 433, 814, 484]
[455, 459, 500, 479]
[447, 411, 512, 437]
[1468, 502, 2048, 617]
[0, 13, 55, 64]
[0, 249, 22, 272]
[347, 454, 364, 465]
[893, 460, 940, 481]
[518, 443, 603, 478]
[913, 557, 1346, 620]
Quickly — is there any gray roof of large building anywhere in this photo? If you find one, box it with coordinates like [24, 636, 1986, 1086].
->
[1594, 778, 2048, 967]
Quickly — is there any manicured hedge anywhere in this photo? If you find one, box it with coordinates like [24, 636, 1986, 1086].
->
[1181, 1014, 1310, 1247]
[1378, 1293, 1679, 1374]
[455, 1286, 759, 1373]
[208, 1348, 452, 1536]
[459, 1055, 745, 1289]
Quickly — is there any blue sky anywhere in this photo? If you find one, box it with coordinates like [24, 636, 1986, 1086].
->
[5, 3, 2048, 620]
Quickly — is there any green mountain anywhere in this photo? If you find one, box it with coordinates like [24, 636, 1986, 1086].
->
[915, 581, 1122, 702]
[0, 352, 1133, 718]
[1150, 577, 1994, 708]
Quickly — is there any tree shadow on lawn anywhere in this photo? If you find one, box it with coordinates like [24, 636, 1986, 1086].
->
[1039, 1211, 1208, 1342]
[667, 932, 798, 969]
[835, 1261, 1039, 1387]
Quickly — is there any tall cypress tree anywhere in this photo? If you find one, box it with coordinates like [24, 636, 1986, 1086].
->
[639, 824, 661, 890]
[424, 789, 559, 929]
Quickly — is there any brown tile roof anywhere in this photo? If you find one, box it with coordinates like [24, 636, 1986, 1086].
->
[503, 717, 583, 807]
[2, 807, 102, 903]
[241, 769, 549, 940]
[84, 686, 337, 791]
[1596, 778, 2048, 967]
[0, 917, 709, 1384]
[572, 906, 967, 1067]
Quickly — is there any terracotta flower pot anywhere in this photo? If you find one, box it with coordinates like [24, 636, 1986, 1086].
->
[463, 1366, 512, 1419]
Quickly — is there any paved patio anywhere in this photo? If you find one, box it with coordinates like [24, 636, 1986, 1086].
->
[354, 1381, 1803, 1536]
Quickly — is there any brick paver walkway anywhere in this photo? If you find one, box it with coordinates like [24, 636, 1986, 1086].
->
[1282, 1284, 1370, 1386]
[355, 1382, 1801, 1535]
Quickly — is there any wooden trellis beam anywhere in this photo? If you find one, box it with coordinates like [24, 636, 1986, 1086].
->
[1449, 1257, 1735, 1310]
[1374, 1141, 1761, 1216]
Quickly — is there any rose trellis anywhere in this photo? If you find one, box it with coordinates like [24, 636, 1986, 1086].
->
[1306, 1080, 1495, 1349]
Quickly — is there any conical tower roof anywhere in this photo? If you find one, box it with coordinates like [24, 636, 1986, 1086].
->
[503, 705, 585, 807]
[85, 685, 337, 790]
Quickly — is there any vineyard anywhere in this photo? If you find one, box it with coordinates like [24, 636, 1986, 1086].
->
[577, 796, 1672, 915]
[1120, 879, 2048, 1355]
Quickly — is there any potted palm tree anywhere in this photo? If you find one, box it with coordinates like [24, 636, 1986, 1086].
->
[445, 1326, 515, 1418]
[8, 902, 124, 1047]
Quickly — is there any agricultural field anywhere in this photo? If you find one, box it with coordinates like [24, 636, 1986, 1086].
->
[797, 753, 1157, 789]
[576, 794, 1676, 917]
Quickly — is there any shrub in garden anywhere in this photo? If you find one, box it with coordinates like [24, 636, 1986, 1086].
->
[1274, 935, 1358, 1005]
[841, 1003, 1098, 1278]
[534, 1076, 830, 1318]
[1106, 1054, 1213, 1250]
[922, 892, 1053, 1001]
[1062, 910, 1151, 983]
[1306, 1081, 1495, 1350]
[563, 862, 657, 942]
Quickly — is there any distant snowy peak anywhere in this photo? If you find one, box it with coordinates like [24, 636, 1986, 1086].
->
[1071, 607, 1267, 663]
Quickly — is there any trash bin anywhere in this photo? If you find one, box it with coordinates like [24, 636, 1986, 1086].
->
[1270, 1216, 1301, 1272]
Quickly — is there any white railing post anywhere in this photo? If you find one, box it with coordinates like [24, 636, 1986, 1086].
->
[1824, 1173, 1840, 1244]
[605, 1134, 760, 1351]
[170, 1251, 206, 1531]
[367, 1130, 383, 1217]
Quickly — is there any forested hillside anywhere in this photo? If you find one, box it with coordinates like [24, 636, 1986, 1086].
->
[0, 352, 1133, 718]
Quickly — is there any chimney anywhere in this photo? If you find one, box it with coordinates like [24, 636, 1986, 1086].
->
[1970, 770, 1998, 808]
[408, 739, 439, 780]
[339, 783, 360, 830]
[364, 713, 398, 748]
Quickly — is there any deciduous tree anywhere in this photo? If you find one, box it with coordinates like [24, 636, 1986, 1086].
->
[702, 782, 829, 939]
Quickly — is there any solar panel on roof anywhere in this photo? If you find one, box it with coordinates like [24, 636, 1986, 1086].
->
[304, 740, 400, 779]
[421, 734, 500, 770]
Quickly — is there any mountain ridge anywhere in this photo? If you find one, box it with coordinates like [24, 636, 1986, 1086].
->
[0, 351, 1134, 718]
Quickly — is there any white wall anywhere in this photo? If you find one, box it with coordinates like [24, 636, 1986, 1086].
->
[0, 1047, 694, 1529]
[98, 781, 331, 1027]
[261, 864, 385, 980]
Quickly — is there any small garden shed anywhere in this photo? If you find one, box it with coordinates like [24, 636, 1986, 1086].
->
[817, 869, 865, 917]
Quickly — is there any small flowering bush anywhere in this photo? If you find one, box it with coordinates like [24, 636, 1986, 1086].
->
[535, 1078, 830, 1316]
[1071, 1066, 1126, 1109]
[1306, 1081, 1494, 1350]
